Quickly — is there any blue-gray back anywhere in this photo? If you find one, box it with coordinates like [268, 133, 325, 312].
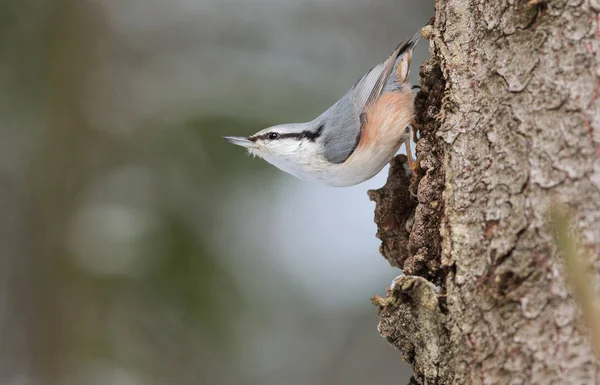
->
[317, 34, 419, 164]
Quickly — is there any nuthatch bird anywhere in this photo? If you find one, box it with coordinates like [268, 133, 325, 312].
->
[223, 31, 420, 187]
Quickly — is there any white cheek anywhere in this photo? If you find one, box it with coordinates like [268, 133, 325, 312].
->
[257, 141, 317, 180]
[273, 141, 301, 158]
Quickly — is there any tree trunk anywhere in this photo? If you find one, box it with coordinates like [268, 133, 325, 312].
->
[370, 1, 600, 383]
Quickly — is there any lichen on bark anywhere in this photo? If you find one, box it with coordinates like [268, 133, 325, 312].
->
[372, 275, 452, 384]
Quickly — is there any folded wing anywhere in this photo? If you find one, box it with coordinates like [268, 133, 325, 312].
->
[320, 32, 420, 164]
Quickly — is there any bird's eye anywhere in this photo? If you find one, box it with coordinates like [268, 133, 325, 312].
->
[268, 132, 279, 140]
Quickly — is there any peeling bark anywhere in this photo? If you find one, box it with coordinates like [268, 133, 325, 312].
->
[372, 1, 600, 383]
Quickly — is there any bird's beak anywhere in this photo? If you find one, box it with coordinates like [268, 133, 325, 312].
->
[222, 136, 254, 148]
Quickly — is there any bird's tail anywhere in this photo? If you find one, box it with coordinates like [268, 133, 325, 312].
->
[395, 29, 422, 83]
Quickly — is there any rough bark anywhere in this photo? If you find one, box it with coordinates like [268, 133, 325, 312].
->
[371, 1, 600, 384]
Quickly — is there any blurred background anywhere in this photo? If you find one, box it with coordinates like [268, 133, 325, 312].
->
[0, 1, 431, 384]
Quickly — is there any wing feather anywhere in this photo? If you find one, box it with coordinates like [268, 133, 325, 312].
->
[351, 31, 420, 114]
[319, 31, 421, 164]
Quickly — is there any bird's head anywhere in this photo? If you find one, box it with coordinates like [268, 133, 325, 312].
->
[223, 122, 326, 179]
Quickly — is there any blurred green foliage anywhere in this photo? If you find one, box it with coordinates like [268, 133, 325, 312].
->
[1, 0, 276, 380]
[0, 0, 424, 383]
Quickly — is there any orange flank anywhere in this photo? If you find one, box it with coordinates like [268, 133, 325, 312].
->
[357, 90, 414, 150]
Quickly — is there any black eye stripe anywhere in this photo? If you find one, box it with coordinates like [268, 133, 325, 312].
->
[250, 123, 325, 142]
